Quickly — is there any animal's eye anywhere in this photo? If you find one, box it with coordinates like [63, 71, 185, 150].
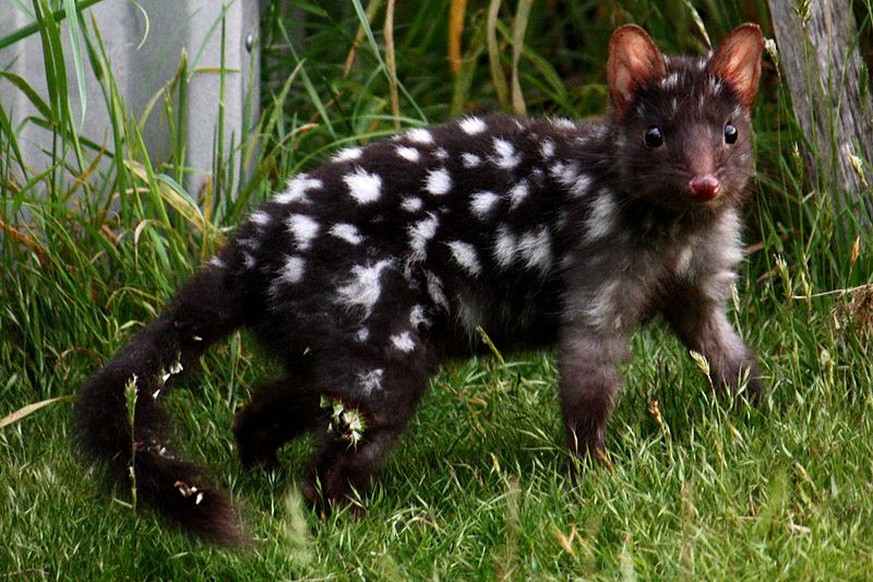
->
[724, 123, 738, 145]
[644, 125, 664, 148]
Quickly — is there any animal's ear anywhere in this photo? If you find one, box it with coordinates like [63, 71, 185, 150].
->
[706, 23, 764, 109]
[607, 25, 667, 121]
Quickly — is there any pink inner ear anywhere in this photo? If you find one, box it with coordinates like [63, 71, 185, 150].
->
[608, 25, 667, 119]
[706, 24, 764, 108]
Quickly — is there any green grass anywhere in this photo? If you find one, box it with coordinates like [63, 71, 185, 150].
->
[2, 0, 873, 578]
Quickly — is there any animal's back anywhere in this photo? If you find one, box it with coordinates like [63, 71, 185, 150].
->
[224, 114, 611, 355]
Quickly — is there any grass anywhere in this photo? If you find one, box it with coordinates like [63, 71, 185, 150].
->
[2, 0, 873, 578]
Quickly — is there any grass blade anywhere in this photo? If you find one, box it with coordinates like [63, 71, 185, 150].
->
[63, 0, 88, 124]
[0, 71, 54, 120]
[0, 0, 105, 50]
[449, 0, 468, 75]
[487, 0, 509, 109]
[510, 0, 532, 115]
[0, 396, 75, 430]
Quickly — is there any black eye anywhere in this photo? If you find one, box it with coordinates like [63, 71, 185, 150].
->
[724, 123, 738, 144]
[645, 125, 663, 148]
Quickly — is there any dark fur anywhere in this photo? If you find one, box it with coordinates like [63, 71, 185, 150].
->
[76, 24, 765, 544]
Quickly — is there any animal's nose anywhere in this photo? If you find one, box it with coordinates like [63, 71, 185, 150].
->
[689, 175, 721, 200]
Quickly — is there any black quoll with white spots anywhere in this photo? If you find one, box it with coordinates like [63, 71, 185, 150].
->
[76, 24, 766, 544]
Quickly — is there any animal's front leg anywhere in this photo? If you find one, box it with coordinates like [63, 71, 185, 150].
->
[665, 293, 763, 401]
[558, 332, 628, 460]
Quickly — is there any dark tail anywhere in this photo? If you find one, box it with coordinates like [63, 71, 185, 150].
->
[75, 264, 251, 546]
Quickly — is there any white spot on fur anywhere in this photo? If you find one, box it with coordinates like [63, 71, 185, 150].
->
[243, 253, 257, 269]
[390, 331, 416, 353]
[550, 117, 576, 130]
[585, 190, 618, 242]
[275, 175, 321, 205]
[401, 197, 424, 213]
[425, 168, 452, 196]
[344, 168, 383, 204]
[336, 259, 394, 316]
[569, 173, 593, 198]
[492, 138, 520, 169]
[250, 211, 272, 227]
[329, 223, 364, 245]
[407, 128, 434, 144]
[333, 146, 363, 162]
[426, 271, 449, 310]
[494, 225, 517, 268]
[277, 254, 306, 284]
[550, 161, 580, 189]
[508, 181, 529, 209]
[208, 256, 226, 269]
[540, 139, 555, 159]
[356, 327, 370, 342]
[409, 305, 431, 329]
[518, 227, 553, 272]
[459, 116, 487, 135]
[395, 145, 421, 163]
[462, 153, 482, 168]
[358, 368, 384, 395]
[408, 214, 439, 262]
[286, 214, 320, 251]
[470, 191, 500, 219]
[447, 240, 482, 276]
[434, 147, 449, 161]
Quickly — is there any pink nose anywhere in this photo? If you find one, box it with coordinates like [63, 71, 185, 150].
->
[690, 175, 721, 200]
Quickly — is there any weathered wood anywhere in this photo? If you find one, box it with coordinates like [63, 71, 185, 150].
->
[767, 0, 873, 224]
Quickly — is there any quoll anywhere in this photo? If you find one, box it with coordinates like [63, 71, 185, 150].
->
[76, 23, 765, 545]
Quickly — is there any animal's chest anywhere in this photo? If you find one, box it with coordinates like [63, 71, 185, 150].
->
[558, 216, 739, 337]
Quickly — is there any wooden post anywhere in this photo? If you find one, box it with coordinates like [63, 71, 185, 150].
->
[767, 0, 873, 225]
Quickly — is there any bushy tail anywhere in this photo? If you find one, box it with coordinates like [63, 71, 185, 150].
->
[75, 266, 251, 545]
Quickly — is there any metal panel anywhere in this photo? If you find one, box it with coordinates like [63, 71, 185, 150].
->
[0, 1, 262, 196]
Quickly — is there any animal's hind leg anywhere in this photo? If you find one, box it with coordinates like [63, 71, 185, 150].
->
[233, 369, 323, 469]
[300, 346, 434, 509]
